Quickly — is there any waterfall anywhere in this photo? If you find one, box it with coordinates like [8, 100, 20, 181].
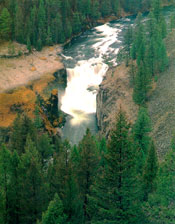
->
[61, 59, 108, 126]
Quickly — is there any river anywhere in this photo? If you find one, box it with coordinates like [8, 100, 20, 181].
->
[60, 6, 175, 145]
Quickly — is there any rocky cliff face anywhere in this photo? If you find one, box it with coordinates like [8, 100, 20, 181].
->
[96, 64, 138, 137]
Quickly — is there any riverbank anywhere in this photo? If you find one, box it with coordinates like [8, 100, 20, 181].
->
[0, 42, 63, 93]
[96, 28, 175, 157]
[96, 64, 138, 137]
[0, 42, 66, 127]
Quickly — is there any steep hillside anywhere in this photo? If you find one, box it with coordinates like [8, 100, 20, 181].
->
[148, 30, 175, 157]
[96, 64, 138, 137]
[97, 30, 175, 156]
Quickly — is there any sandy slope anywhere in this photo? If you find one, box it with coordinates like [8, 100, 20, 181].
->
[0, 44, 63, 93]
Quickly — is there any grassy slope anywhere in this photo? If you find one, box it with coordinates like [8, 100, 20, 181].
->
[148, 30, 175, 157]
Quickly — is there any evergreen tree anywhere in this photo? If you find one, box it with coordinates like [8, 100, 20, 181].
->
[100, 0, 111, 17]
[37, 133, 53, 167]
[0, 8, 12, 40]
[0, 145, 11, 224]
[124, 26, 133, 57]
[142, 141, 158, 201]
[72, 12, 81, 34]
[63, 163, 83, 224]
[14, 4, 24, 43]
[170, 13, 175, 30]
[76, 129, 99, 222]
[152, 0, 162, 22]
[8, 150, 20, 224]
[38, 0, 46, 46]
[91, 110, 143, 224]
[30, 5, 37, 46]
[41, 194, 67, 224]
[52, 13, 65, 44]
[34, 105, 43, 129]
[131, 13, 144, 60]
[133, 62, 151, 105]
[132, 107, 152, 172]
[144, 146, 175, 224]
[18, 136, 47, 224]
[27, 35, 31, 52]
[91, 0, 100, 20]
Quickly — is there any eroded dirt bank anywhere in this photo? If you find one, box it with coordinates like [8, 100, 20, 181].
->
[0, 43, 63, 93]
[0, 43, 66, 127]
[96, 64, 138, 137]
[96, 30, 175, 157]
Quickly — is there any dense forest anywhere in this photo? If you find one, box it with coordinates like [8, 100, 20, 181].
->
[124, 0, 169, 105]
[1, 107, 175, 224]
[1, 0, 175, 223]
[0, 0, 154, 50]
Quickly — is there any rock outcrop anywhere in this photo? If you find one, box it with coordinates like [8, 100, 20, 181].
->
[96, 64, 138, 137]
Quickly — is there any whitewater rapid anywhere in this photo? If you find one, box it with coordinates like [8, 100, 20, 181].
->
[60, 18, 133, 144]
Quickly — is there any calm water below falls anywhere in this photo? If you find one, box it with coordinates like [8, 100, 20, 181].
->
[60, 6, 175, 145]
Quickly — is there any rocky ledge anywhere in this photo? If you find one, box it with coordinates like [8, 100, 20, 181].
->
[96, 64, 138, 137]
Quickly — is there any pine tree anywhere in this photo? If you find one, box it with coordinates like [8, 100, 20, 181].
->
[170, 13, 175, 31]
[91, 110, 143, 224]
[18, 136, 48, 224]
[37, 133, 53, 167]
[152, 0, 162, 22]
[0, 8, 12, 40]
[0, 145, 11, 224]
[30, 5, 37, 46]
[8, 150, 20, 224]
[100, 0, 111, 17]
[46, 26, 53, 46]
[27, 35, 31, 52]
[142, 141, 158, 201]
[38, 0, 46, 45]
[47, 140, 70, 201]
[63, 163, 83, 224]
[41, 194, 67, 224]
[14, 4, 24, 43]
[72, 12, 81, 34]
[111, 0, 119, 15]
[160, 15, 167, 39]
[132, 107, 152, 172]
[91, 0, 100, 20]
[133, 62, 151, 105]
[52, 13, 65, 44]
[76, 129, 99, 222]
[124, 26, 133, 58]
[144, 146, 175, 224]
[34, 105, 43, 129]
[131, 13, 144, 60]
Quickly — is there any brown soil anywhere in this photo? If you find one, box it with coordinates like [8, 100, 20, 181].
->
[0, 43, 63, 93]
[148, 30, 175, 157]
[97, 64, 138, 137]
[0, 42, 64, 127]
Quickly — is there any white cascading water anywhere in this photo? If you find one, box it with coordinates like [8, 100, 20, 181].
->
[61, 60, 108, 125]
[59, 7, 173, 144]
[60, 22, 124, 144]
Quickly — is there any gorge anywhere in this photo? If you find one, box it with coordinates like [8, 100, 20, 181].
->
[60, 5, 175, 145]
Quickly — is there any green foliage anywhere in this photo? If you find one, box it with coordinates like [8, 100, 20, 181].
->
[133, 62, 151, 105]
[0, 0, 155, 50]
[27, 36, 31, 52]
[41, 193, 67, 224]
[76, 129, 99, 222]
[0, 7, 12, 40]
[90, 110, 143, 224]
[132, 107, 152, 170]
[142, 141, 158, 201]
[144, 147, 175, 223]
[0, 145, 11, 224]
